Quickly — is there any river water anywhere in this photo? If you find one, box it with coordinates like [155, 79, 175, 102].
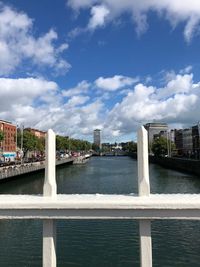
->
[0, 157, 199, 266]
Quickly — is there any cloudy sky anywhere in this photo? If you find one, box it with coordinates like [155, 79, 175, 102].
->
[1, 0, 200, 142]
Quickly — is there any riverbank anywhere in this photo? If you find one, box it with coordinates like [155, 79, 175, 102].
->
[0, 158, 74, 181]
[129, 152, 200, 176]
[150, 156, 200, 176]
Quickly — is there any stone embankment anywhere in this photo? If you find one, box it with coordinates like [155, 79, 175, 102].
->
[129, 152, 200, 176]
[0, 158, 74, 181]
[150, 156, 200, 176]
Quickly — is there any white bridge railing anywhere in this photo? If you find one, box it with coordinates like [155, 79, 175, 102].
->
[0, 127, 200, 266]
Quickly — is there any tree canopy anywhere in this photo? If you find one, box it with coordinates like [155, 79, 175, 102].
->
[122, 141, 137, 152]
[56, 135, 91, 151]
[0, 131, 4, 142]
[152, 137, 175, 157]
[17, 130, 45, 156]
[17, 129, 91, 157]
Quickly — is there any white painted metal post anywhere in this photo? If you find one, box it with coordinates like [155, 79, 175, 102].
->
[137, 126, 152, 267]
[43, 129, 57, 267]
[137, 126, 150, 196]
[43, 129, 56, 197]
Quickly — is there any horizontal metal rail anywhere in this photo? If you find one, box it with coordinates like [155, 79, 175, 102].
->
[0, 194, 200, 220]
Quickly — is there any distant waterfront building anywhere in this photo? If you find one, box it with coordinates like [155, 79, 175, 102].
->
[0, 120, 17, 161]
[93, 129, 101, 149]
[170, 129, 175, 143]
[182, 128, 193, 157]
[144, 122, 168, 152]
[192, 124, 200, 159]
[25, 128, 46, 139]
[174, 129, 183, 156]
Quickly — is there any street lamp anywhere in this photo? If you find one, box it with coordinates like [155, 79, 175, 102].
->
[16, 123, 18, 159]
[21, 125, 24, 164]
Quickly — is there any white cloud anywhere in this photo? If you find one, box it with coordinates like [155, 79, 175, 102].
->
[95, 75, 138, 91]
[68, 0, 200, 41]
[1, 71, 200, 140]
[180, 65, 193, 74]
[104, 73, 199, 136]
[66, 95, 90, 107]
[0, 77, 57, 108]
[88, 5, 110, 30]
[62, 80, 90, 97]
[0, 3, 70, 75]
[0, 76, 103, 139]
[157, 74, 193, 99]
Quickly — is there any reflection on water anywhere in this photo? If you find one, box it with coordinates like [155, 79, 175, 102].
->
[0, 157, 199, 266]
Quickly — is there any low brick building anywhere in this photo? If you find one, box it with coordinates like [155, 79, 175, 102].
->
[0, 120, 17, 161]
[25, 128, 46, 139]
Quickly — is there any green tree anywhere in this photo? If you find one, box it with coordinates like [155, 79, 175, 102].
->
[128, 141, 137, 153]
[92, 143, 100, 152]
[0, 131, 4, 156]
[56, 135, 69, 151]
[56, 135, 91, 152]
[17, 130, 38, 157]
[152, 137, 175, 157]
[0, 131, 4, 142]
[36, 137, 45, 153]
[122, 141, 137, 153]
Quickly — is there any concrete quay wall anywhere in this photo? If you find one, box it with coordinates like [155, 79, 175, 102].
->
[129, 152, 200, 176]
[150, 156, 200, 176]
[0, 158, 74, 181]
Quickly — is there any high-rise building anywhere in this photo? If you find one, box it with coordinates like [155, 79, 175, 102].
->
[93, 129, 101, 149]
[144, 122, 168, 152]
[0, 120, 17, 161]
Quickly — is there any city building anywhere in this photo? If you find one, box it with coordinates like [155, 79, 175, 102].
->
[174, 129, 183, 156]
[93, 129, 101, 149]
[144, 122, 168, 152]
[25, 128, 46, 139]
[192, 124, 200, 159]
[0, 120, 17, 162]
[182, 128, 193, 157]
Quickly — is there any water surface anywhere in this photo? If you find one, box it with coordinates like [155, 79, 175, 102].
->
[0, 157, 199, 266]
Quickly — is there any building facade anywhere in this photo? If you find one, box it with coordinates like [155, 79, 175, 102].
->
[25, 128, 46, 139]
[93, 129, 101, 149]
[174, 129, 183, 156]
[182, 128, 193, 157]
[144, 122, 168, 152]
[0, 120, 16, 161]
[192, 124, 200, 159]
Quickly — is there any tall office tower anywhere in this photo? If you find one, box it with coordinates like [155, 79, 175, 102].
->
[93, 129, 101, 149]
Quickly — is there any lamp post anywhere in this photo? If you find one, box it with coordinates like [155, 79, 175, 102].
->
[16, 124, 18, 160]
[21, 125, 24, 164]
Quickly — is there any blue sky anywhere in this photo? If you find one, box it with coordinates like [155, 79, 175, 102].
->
[1, 0, 200, 142]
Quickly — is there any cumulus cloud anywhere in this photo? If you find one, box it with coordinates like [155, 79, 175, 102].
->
[1, 70, 200, 140]
[66, 95, 90, 107]
[0, 3, 70, 75]
[62, 80, 91, 97]
[105, 73, 199, 137]
[88, 5, 110, 30]
[95, 75, 139, 91]
[68, 0, 200, 41]
[0, 77, 57, 108]
[0, 76, 103, 139]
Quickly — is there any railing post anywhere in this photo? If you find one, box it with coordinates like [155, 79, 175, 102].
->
[43, 129, 57, 267]
[137, 126, 152, 267]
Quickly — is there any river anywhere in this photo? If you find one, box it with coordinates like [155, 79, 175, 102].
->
[0, 157, 199, 266]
